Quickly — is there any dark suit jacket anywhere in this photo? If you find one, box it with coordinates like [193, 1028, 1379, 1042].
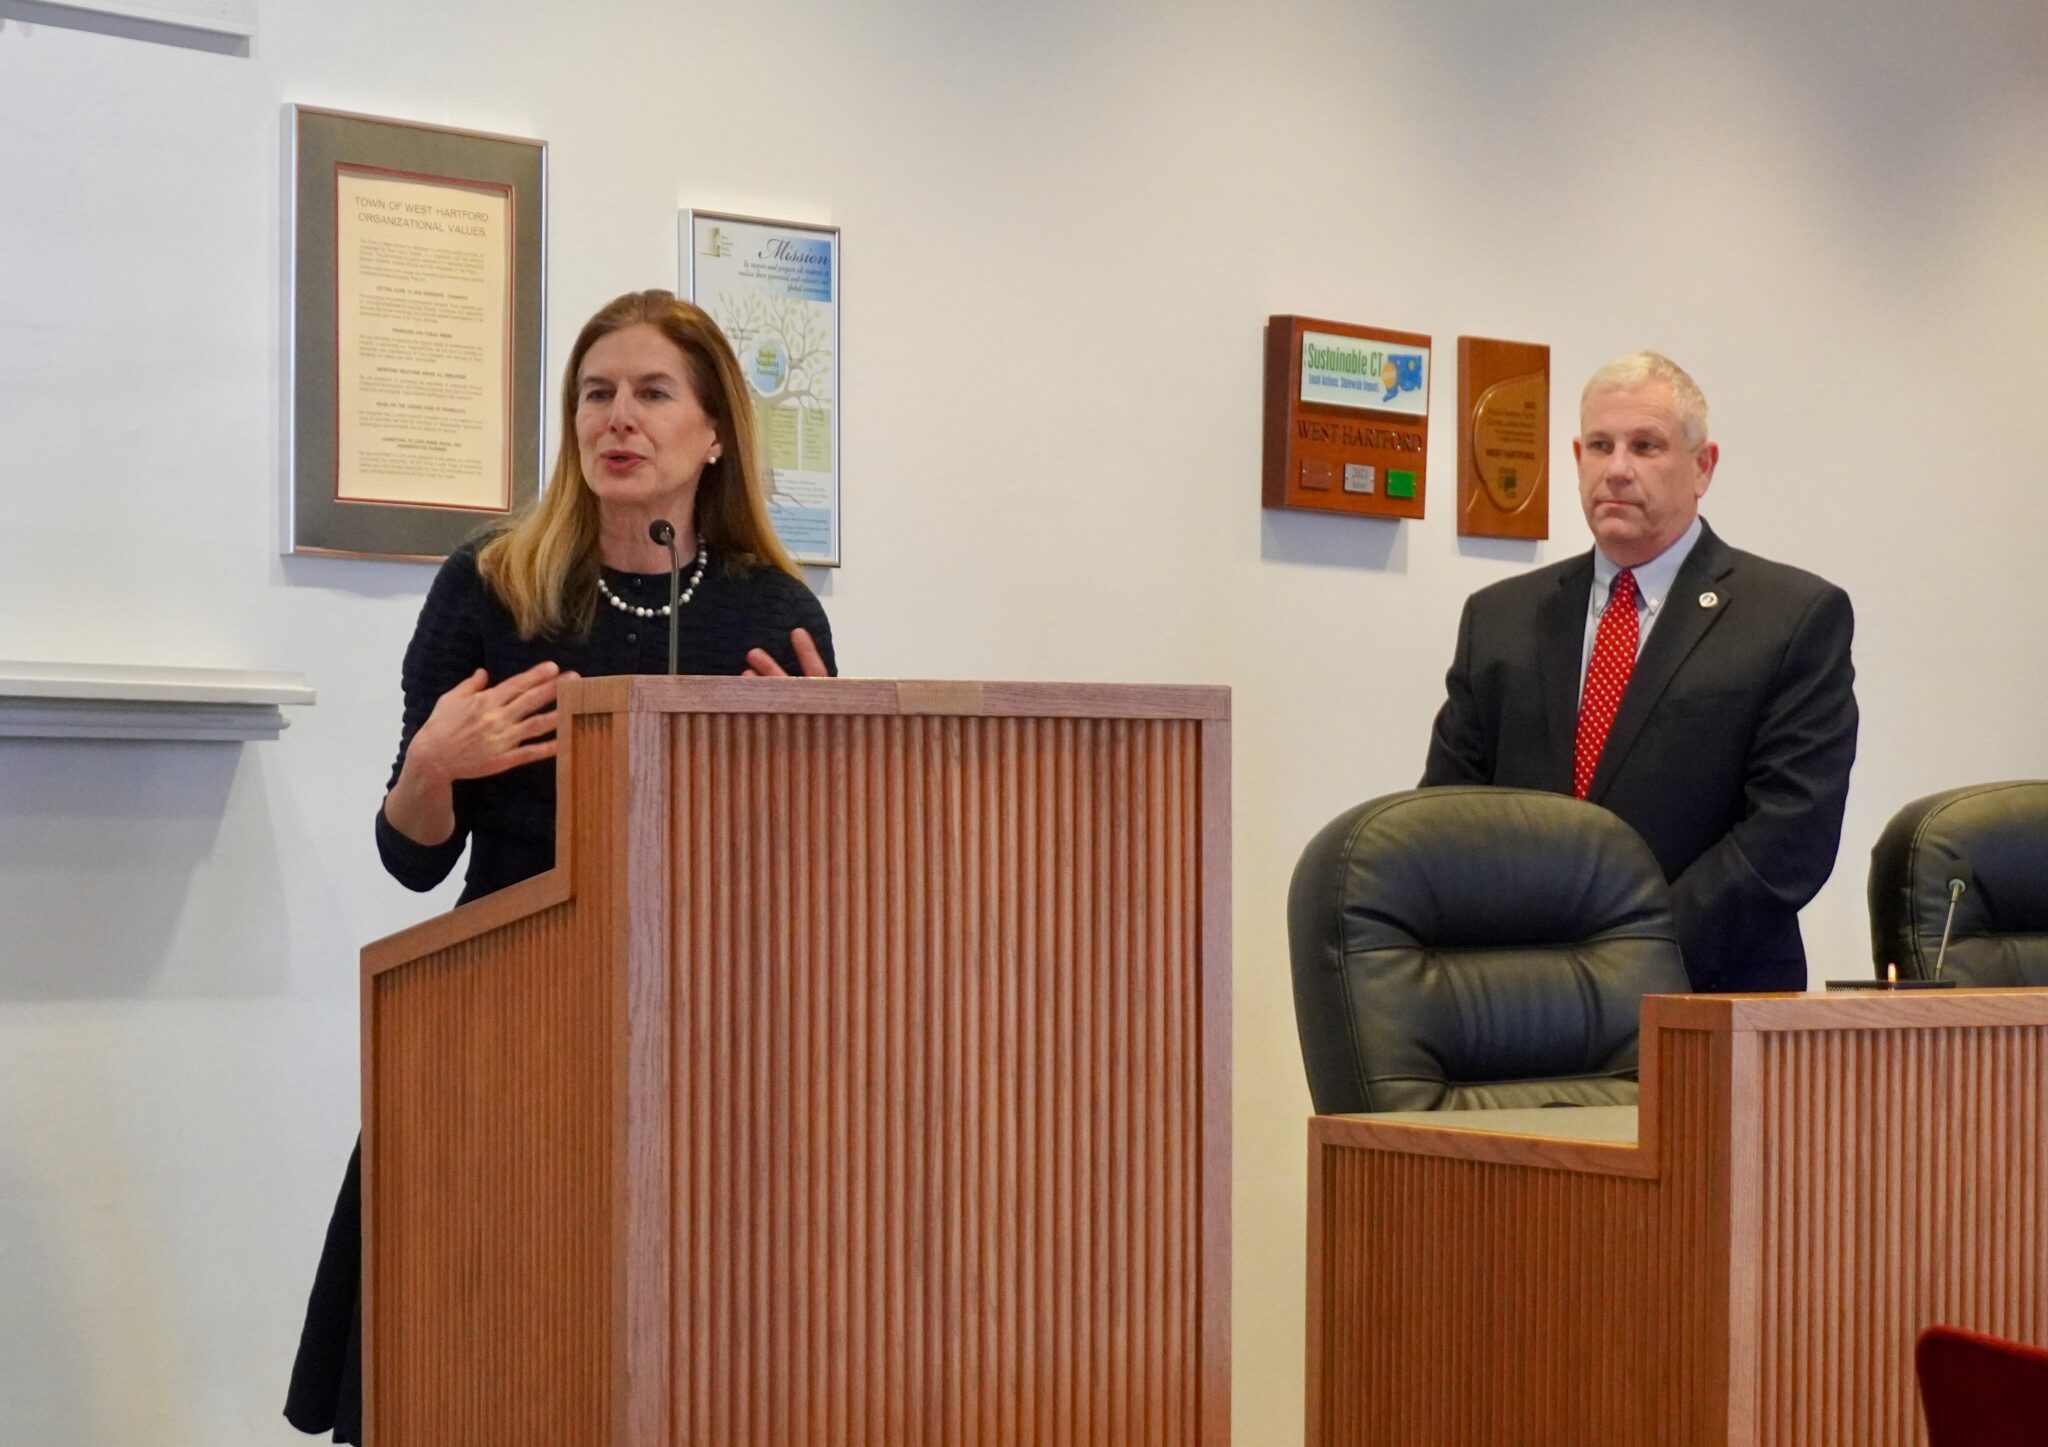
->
[1421, 521, 1858, 991]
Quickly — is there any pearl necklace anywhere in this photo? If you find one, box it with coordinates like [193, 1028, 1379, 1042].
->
[597, 542, 708, 619]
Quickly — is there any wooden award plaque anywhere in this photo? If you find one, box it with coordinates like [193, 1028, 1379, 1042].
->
[1262, 315, 1432, 521]
[1456, 336, 1549, 539]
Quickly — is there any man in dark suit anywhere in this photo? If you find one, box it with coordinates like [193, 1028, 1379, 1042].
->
[1422, 352, 1857, 992]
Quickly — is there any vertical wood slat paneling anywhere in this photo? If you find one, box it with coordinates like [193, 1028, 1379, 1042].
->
[1308, 998, 2048, 1447]
[364, 683, 1227, 1445]
[1755, 1026, 2048, 1447]
[669, 712, 1215, 1446]
[367, 712, 623, 1445]
[1309, 1027, 1721, 1447]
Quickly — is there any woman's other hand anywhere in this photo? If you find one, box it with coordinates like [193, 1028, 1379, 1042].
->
[741, 628, 830, 678]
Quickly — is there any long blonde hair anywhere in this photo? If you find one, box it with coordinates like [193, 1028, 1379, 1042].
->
[478, 289, 798, 639]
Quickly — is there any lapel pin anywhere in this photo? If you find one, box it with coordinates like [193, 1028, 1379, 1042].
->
[1699, 591, 1720, 609]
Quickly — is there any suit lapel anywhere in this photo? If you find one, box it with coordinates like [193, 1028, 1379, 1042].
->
[1586, 522, 1736, 803]
[1539, 554, 1594, 794]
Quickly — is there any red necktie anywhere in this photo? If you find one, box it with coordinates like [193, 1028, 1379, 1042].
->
[1574, 569, 1639, 799]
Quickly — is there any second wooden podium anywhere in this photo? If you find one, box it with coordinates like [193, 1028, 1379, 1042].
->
[360, 677, 1231, 1445]
[1306, 990, 2048, 1446]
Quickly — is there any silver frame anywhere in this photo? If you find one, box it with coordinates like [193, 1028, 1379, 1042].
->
[682, 207, 842, 568]
[284, 105, 548, 561]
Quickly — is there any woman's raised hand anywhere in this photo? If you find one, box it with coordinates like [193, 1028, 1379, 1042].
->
[408, 661, 576, 786]
[384, 661, 576, 847]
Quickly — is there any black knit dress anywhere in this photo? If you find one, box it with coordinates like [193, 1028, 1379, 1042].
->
[284, 543, 834, 1443]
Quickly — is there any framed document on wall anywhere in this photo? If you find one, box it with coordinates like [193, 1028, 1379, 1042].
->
[683, 209, 841, 567]
[286, 106, 546, 560]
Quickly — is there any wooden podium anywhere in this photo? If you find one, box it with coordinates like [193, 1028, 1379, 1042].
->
[1307, 991, 2048, 1446]
[361, 677, 1231, 1445]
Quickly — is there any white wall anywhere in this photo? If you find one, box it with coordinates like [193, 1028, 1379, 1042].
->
[2, 1, 2044, 1440]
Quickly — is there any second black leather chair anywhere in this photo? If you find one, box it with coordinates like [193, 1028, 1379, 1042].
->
[1868, 781, 2048, 986]
[1288, 786, 1690, 1113]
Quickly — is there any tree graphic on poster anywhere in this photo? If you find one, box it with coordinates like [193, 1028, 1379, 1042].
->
[715, 291, 830, 419]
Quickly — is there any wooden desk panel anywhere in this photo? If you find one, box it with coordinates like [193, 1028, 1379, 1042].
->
[1307, 992, 2048, 1447]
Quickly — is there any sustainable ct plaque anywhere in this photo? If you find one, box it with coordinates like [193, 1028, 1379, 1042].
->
[1262, 316, 1431, 521]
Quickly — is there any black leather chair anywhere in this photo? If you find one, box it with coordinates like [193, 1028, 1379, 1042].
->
[1868, 782, 2048, 986]
[1288, 786, 1690, 1113]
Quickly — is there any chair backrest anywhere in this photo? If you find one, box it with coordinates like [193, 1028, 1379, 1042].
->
[1287, 786, 1689, 1113]
[1917, 1325, 2048, 1446]
[1868, 781, 2048, 985]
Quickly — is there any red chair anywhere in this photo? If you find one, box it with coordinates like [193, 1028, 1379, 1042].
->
[1917, 1324, 2048, 1445]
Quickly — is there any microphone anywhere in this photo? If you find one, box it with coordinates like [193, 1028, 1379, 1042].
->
[648, 519, 681, 676]
[1930, 860, 1973, 982]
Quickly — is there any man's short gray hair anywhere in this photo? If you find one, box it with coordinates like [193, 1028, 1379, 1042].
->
[1581, 351, 1709, 450]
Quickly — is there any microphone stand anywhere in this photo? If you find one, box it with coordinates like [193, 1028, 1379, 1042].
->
[1930, 875, 1968, 982]
[1828, 866, 1968, 991]
[648, 519, 681, 676]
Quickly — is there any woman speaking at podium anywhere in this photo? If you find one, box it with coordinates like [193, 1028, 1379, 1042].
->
[285, 289, 835, 1443]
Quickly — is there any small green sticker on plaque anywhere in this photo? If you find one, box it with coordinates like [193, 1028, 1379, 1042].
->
[1386, 469, 1417, 499]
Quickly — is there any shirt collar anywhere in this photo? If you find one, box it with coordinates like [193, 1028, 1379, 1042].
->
[1593, 515, 1704, 615]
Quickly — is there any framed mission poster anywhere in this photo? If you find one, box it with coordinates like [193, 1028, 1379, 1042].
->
[684, 209, 841, 567]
